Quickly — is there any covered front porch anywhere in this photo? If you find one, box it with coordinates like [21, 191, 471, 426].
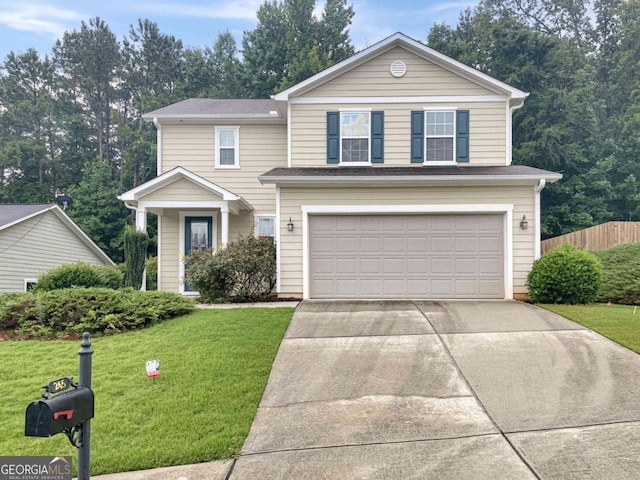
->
[118, 167, 253, 293]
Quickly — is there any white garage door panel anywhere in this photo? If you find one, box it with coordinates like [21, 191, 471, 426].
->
[309, 214, 504, 299]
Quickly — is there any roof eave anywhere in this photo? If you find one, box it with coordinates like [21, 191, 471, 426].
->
[49, 207, 115, 265]
[259, 173, 563, 186]
[142, 113, 284, 123]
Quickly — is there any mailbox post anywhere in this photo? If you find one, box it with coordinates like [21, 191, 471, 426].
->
[25, 332, 94, 480]
[78, 332, 93, 480]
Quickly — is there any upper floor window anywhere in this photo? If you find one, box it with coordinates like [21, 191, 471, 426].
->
[327, 111, 384, 165]
[411, 109, 469, 164]
[341, 112, 370, 164]
[426, 111, 455, 162]
[215, 126, 240, 169]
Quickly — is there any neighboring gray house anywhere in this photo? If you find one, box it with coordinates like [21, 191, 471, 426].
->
[0, 204, 114, 292]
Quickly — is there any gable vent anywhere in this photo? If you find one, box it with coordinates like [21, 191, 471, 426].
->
[390, 60, 407, 78]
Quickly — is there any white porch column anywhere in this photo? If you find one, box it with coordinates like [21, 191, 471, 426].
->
[221, 205, 230, 246]
[136, 206, 147, 232]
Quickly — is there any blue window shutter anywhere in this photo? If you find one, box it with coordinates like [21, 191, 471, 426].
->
[456, 110, 470, 163]
[371, 111, 384, 163]
[327, 112, 340, 164]
[411, 111, 424, 163]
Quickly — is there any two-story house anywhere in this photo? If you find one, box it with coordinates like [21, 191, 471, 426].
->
[119, 33, 561, 300]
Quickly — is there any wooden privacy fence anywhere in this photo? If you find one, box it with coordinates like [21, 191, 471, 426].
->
[541, 221, 640, 254]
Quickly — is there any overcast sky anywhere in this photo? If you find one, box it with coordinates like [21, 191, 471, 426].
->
[0, 0, 478, 60]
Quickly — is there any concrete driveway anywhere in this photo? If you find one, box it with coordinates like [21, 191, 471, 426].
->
[230, 300, 640, 479]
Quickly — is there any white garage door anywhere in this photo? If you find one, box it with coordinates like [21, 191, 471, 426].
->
[309, 214, 504, 299]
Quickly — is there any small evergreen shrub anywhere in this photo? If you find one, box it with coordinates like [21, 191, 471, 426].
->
[123, 225, 149, 289]
[527, 244, 602, 304]
[146, 256, 158, 291]
[185, 233, 276, 302]
[34, 263, 123, 292]
[0, 288, 195, 339]
[593, 242, 640, 304]
[0, 293, 36, 330]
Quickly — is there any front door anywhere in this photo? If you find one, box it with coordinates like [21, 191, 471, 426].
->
[185, 216, 213, 292]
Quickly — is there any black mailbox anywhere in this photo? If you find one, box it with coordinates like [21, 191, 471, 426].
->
[25, 386, 94, 437]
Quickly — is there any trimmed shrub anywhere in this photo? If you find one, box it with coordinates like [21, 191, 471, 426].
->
[184, 233, 276, 302]
[594, 242, 640, 304]
[527, 244, 602, 304]
[228, 234, 277, 300]
[0, 293, 37, 330]
[34, 263, 123, 292]
[0, 288, 195, 339]
[184, 248, 237, 302]
[123, 225, 149, 289]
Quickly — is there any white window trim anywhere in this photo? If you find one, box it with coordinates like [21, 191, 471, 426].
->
[424, 109, 456, 165]
[301, 204, 514, 301]
[255, 213, 276, 238]
[339, 111, 372, 166]
[24, 278, 37, 292]
[215, 126, 240, 169]
[178, 211, 219, 295]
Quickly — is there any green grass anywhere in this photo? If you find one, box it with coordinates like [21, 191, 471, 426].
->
[0, 308, 293, 475]
[540, 303, 640, 353]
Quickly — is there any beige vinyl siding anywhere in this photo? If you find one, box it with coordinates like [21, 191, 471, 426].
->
[302, 47, 498, 98]
[0, 212, 109, 293]
[160, 123, 286, 218]
[278, 185, 536, 297]
[152, 123, 286, 291]
[144, 177, 225, 202]
[290, 102, 506, 167]
[159, 211, 180, 293]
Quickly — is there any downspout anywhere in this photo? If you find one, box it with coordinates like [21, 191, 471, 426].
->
[535, 178, 546, 259]
[508, 99, 526, 166]
[153, 117, 162, 176]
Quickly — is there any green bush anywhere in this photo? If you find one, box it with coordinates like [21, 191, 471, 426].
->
[34, 263, 123, 292]
[0, 288, 195, 339]
[594, 243, 640, 304]
[527, 244, 603, 304]
[184, 248, 237, 302]
[0, 293, 36, 330]
[123, 225, 149, 289]
[184, 233, 276, 302]
[146, 256, 158, 291]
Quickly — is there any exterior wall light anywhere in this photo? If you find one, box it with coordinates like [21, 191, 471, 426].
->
[520, 215, 528, 230]
[287, 217, 294, 232]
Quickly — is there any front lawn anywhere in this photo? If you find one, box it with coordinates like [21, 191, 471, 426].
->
[0, 307, 293, 475]
[540, 303, 640, 353]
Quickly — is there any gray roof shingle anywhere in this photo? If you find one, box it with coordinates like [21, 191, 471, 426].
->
[0, 204, 52, 228]
[143, 98, 279, 118]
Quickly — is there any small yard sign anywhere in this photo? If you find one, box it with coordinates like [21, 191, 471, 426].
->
[145, 360, 160, 378]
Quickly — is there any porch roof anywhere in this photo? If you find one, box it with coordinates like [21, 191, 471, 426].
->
[118, 167, 253, 213]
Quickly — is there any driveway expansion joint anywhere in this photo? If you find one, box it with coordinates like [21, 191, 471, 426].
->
[413, 300, 542, 480]
[241, 432, 504, 457]
[258, 393, 479, 409]
[504, 418, 640, 436]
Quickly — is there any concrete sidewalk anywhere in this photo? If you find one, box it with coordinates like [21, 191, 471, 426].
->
[231, 300, 640, 479]
[85, 459, 233, 480]
[197, 301, 300, 309]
